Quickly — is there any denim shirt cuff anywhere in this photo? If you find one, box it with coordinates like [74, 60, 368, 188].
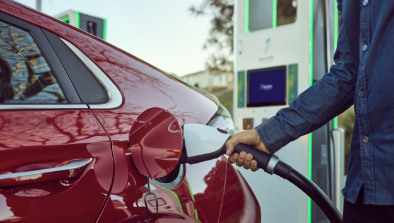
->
[255, 117, 290, 154]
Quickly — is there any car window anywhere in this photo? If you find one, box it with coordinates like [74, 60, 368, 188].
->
[43, 29, 109, 104]
[0, 20, 67, 104]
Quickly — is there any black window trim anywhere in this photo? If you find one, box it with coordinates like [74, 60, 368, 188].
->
[59, 38, 123, 110]
[42, 28, 110, 105]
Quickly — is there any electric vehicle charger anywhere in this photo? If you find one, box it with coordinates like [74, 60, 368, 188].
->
[180, 124, 343, 223]
[129, 108, 342, 223]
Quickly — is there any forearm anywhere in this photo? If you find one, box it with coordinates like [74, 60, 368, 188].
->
[256, 64, 356, 153]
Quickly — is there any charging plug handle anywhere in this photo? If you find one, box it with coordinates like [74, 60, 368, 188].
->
[233, 143, 278, 174]
[231, 143, 343, 223]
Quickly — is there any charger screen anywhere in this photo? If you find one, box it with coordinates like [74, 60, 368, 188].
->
[247, 66, 286, 107]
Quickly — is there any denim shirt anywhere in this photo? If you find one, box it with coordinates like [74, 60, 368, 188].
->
[255, 0, 394, 205]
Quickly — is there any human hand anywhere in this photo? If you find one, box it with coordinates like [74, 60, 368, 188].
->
[225, 129, 270, 171]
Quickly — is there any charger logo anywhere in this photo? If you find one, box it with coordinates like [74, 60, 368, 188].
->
[260, 83, 273, 91]
[264, 38, 272, 55]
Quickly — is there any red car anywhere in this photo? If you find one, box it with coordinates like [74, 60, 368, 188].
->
[0, 1, 260, 222]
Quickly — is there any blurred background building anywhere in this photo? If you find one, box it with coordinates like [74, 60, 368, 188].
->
[181, 70, 233, 90]
[180, 70, 234, 112]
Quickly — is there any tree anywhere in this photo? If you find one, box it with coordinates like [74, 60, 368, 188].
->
[189, 0, 234, 72]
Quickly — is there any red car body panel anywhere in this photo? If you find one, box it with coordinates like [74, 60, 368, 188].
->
[219, 164, 261, 223]
[0, 1, 260, 222]
[128, 107, 184, 179]
[0, 110, 113, 222]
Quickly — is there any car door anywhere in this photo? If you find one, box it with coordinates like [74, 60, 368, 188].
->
[0, 12, 113, 223]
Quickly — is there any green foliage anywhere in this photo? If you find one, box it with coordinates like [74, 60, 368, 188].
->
[217, 90, 233, 113]
[209, 86, 227, 95]
[189, 0, 234, 72]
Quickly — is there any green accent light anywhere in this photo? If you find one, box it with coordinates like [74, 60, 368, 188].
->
[61, 17, 70, 23]
[333, 0, 339, 130]
[333, 117, 338, 129]
[194, 209, 199, 220]
[272, 0, 277, 28]
[245, 0, 250, 34]
[103, 18, 107, 41]
[309, 0, 313, 222]
[185, 178, 199, 220]
[145, 182, 199, 221]
[185, 177, 195, 201]
[75, 11, 80, 29]
[167, 190, 184, 214]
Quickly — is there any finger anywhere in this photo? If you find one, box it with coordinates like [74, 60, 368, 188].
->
[226, 140, 234, 156]
[243, 153, 253, 170]
[228, 153, 238, 164]
[226, 134, 240, 155]
[250, 160, 259, 171]
[236, 151, 246, 167]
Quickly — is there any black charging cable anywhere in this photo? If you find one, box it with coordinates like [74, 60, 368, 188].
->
[144, 178, 159, 223]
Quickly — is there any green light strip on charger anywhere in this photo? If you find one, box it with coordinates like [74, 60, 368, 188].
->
[75, 11, 80, 29]
[103, 18, 107, 41]
[245, 0, 250, 34]
[272, 0, 277, 28]
[309, 0, 314, 222]
[61, 17, 70, 23]
[333, 0, 339, 129]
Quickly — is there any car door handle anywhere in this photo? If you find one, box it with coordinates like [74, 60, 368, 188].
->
[0, 158, 92, 188]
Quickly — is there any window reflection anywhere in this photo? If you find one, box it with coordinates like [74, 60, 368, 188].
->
[277, 0, 297, 27]
[0, 20, 67, 103]
[248, 0, 297, 32]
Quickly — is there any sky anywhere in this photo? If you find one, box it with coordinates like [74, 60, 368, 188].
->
[14, 0, 213, 77]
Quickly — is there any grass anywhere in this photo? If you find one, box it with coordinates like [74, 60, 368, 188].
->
[217, 90, 233, 113]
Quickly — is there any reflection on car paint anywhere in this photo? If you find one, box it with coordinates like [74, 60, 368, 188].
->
[0, 110, 113, 222]
[186, 156, 227, 223]
[98, 155, 227, 222]
[141, 183, 187, 216]
[218, 163, 261, 223]
[98, 177, 200, 222]
[13, 188, 50, 197]
[0, 194, 17, 222]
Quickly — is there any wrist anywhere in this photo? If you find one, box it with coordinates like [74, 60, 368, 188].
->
[251, 129, 269, 154]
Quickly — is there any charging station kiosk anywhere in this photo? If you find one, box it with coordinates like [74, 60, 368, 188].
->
[55, 10, 107, 41]
[233, 0, 345, 222]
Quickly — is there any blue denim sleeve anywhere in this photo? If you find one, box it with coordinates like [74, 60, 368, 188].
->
[255, 7, 358, 154]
